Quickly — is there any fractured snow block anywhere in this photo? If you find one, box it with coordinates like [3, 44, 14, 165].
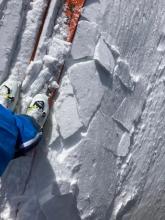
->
[55, 96, 82, 139]
[81, 0, 101, 23]
[114, 59, 134, 91]
[43, 55, 57, 66]
[43, 55, 60, 73]
[48, 37, 71, 65]
[112, 80, 146, 131]
[71, 20, 100, 59]
[94, 36, 115, 74]
[55, 76, 82, 139]
[69, 60, 104, 127]
[29, 67, 51, 96]
[22, 60, 43, 91]
[117, 132, 130, 157]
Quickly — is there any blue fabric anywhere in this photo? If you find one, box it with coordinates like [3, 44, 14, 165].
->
[15, 114, 41, 149]
[0, 104, 41, 176]
[0, 105, 18, 175]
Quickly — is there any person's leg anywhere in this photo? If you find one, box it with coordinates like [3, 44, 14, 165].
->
[0, 104, 19, 175]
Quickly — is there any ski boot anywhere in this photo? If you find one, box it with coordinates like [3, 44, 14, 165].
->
[26, 94, 49, 128]
[0, 79, 20, 111]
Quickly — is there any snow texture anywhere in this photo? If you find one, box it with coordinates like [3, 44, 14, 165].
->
[1, 0, 165, 220]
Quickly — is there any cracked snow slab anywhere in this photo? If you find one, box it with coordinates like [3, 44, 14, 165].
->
[0, 0, 24, 83]
[94, 36, 115, 74]
[71, 20, 100, 60]
[112, 79, 146, 131]
[69, 60, 104, 127]
[114, 59, 135, 91]
[81, 0, 101, 23]
[22, 60, 43, 92]
[55, 75, 83, 139]
[48, 38, 71, 65]
[73, 110, 118, 219]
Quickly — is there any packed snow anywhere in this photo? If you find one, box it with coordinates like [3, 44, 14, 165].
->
[1, 0, 165, 220]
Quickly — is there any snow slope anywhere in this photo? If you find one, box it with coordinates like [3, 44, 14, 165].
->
[1, 0, 165, 220]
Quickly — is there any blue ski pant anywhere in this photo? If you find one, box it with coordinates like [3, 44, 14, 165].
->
[0, 104, 42, 176]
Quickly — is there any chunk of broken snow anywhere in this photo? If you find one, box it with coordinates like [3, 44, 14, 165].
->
[55, 76, 82, 139]
[43, 55, 59, 71]
[71, 20, 100, 59]
[114, 59, 134, 91]
[112, 80, 145, 131]
[28, 67, 51, 96]
[48, 37, 71, 65]
[43, 55, 57, 65]
[69, 60, 104, 127]
[81, 1, 101, 23]
[22, 60, 43, 91]
[94, 36, 115, 74]
[55, 96, 82, 139]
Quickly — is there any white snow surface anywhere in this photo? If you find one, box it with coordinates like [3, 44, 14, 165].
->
[1, 0, 165, 220]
